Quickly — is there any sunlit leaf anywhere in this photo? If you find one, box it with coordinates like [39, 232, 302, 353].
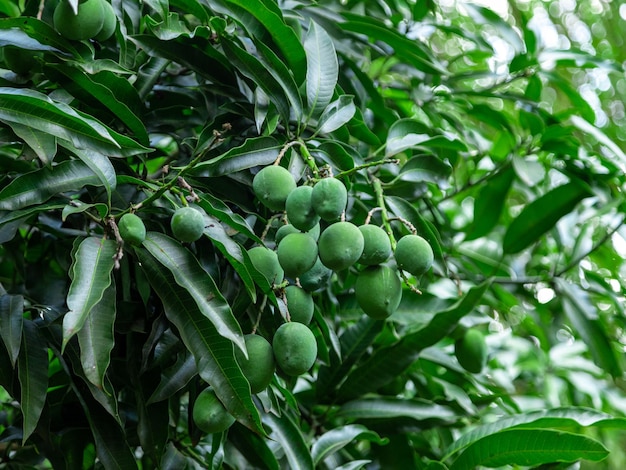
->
[304, 20, 338, 119]
[311, 424, 388, 465]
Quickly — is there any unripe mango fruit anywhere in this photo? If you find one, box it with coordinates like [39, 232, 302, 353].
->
[275, 223, 320, 245]
[248, 246, 284, 286]
[311, 177, 348, 222]
[285, 185, 320, 231]
[355, 265, 402, 319]
[192, 387, 235, 434]
[272, 322, 317, 376]
[299, 257, 332, 292]
[318, 221, 364, 271]
[358, 225, 392, 265]
[95, 1, 117, 41]
[454, 328, 487, 373]
[118, 213, 146, 246]
[394, 234, 434, 276]
[53, 0, 105, 41]
[277, 232, 318, 278]
[170, 206, 205, 243]
[235, 334, 275, 393]
[285, 285, 314, 325]
[253, 165, 296, 211]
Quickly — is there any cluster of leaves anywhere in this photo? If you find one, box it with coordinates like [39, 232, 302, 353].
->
[1, 0, 626, 468]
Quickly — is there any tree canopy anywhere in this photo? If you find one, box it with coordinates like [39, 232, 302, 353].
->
[1, 0, 626, 468]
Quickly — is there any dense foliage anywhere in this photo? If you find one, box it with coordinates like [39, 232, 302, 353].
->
[1, 0, 626, 468]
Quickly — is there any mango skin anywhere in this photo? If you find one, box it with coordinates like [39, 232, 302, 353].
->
[318, 221, 364, 271]
[394, 234, 434, 276]
[358, 224, 392, 266]
[235, 334, 275, 393]
[355, 265, 402, 320]
[95, 0, 117, 41]
[253, 165, 296, 211]
[118, 213, 146, 246]
[311, 178, 348, 222]
[454, 328, 487, 374]
[248, 246, 284, 286]
[272, 322, 317, 376]
[53, 0, 105, 41]
[277, 232, 318, 279]
[192, 387, 235, 434]
[286, 185, 320, 231]
[170, 206, 205, 243]
[285, 285, 314, 325]
[299, 257, 332, 292]
[275, 223, 320, 245]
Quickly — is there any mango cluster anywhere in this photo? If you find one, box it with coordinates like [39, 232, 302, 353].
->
[53, 0, 117, 41]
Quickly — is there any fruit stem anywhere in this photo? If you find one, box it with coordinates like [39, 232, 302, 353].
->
[335, 158, 399, 179]
[372, 176, 396, 249]
[251, 295, 268, 334]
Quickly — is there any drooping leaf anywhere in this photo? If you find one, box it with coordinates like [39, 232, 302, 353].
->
[18, 320, 48, 443]
[136, 248, 264, 435]
[338, 397, 457, 423]
[63, 237, 117, 350]
[503, 180, 593, 254]
[142, 232, 245, 353]
[229, 423, 281, 470]
[0, 293, 23, 367]
[262, 409, 314, 470]
[311, 424, 388, 465]
[449, 429, 608, 469]
[60, 143, 117, 203]
[7, 123, 57, 165]
[191, 136, 281, 176]
[147, 353, 196, 404]
[316, 95, 356, 135]
[304, 20, 338, 119]
[0, 160, 102, 211]
[336, 282, 489, 401]
[77, 278, 117, 389]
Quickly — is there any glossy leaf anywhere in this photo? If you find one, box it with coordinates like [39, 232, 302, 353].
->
[0, 293, 23, 367]
[147, 353, 196, 404]
[18, 320, 48, 443]
[449, 429, 608, 469]
[304, 20, 338, 119]
[136, 248, 264, 435]
[503, 181, 593, 254]
[142, 232, 245, 353]
[311, 424, 388, 465]
[338, 398, 457, 422]
[0, 160, 101, 211]
[8, 122, 56, 165]
[263, 410, 314, 470]
[77, 278, 116, 389]
[63, 237, 117, 350]
[191, 136, 281, 176]
[316, 95, 357, 135]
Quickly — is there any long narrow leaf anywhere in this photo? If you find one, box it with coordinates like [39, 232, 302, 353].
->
[63, 237, 117, 350]
[304, 20, 338, 119]
[311, 424, 387, 465]
[262, 410, 314, 470]
[0, 294, 23, 367]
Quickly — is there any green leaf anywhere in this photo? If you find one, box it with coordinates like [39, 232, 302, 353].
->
[556, 279, 622, 378]
[18, 320, 48, 443]
[0, 160, 102, 211]
[0, 293, 23, 367]
[0, 87, 149, 158]
[0, 17, 88, 58]
[60, 143, 117, 203]
[392, 155, 452, 187]
[449, 429, 608, 469]
[502, 180, 593, 254]
[466, 165, 515, 240]
[147, 353, 196, 404]
[229, 423, 281, 470]
[142, 232, 245, 353]
[63, 237, 117, 350]
[336, 282, 489, 401]
[191, 136, 281, 176]
[311, 424, 388, 465]
[262, 410, 314, 470]
[7, 123, 57, 165]
[316, 95, 356, 135]
[304, 20, 338, 119]
[136, 248, 264, 435]
[338, 398, 456, 422]
[385, 119, 464, 157]
[569, 115, 626, 167]
[77, 278, 116, 389]
[443, 406, 618, 459]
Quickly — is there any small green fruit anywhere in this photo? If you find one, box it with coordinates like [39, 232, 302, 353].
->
[454, 329, 487, 374]
[235, 334, 275, 393]
[118, 213, 146, 246]
[53, 0, 105, 41]
[275, 223, 320, 245]
[285, 185, 320, 231]
[358, 225, 392, 266]
[394, 234, 434, 276]
[285, 285, 314, 325]
[170, 206, 205, 243]
[248, 246, 284, 286]
[318, 221, 364, 271]
[252, 165, 296, 211]
[355, 265, 402, 320]
[311, 178, 348, 222]
[192, 387, 235, 434]
[277, 233, 318, 278]
[95, 1, 117, 41]
[299, 257, 332, 292]
[272, 322, 317, 376]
